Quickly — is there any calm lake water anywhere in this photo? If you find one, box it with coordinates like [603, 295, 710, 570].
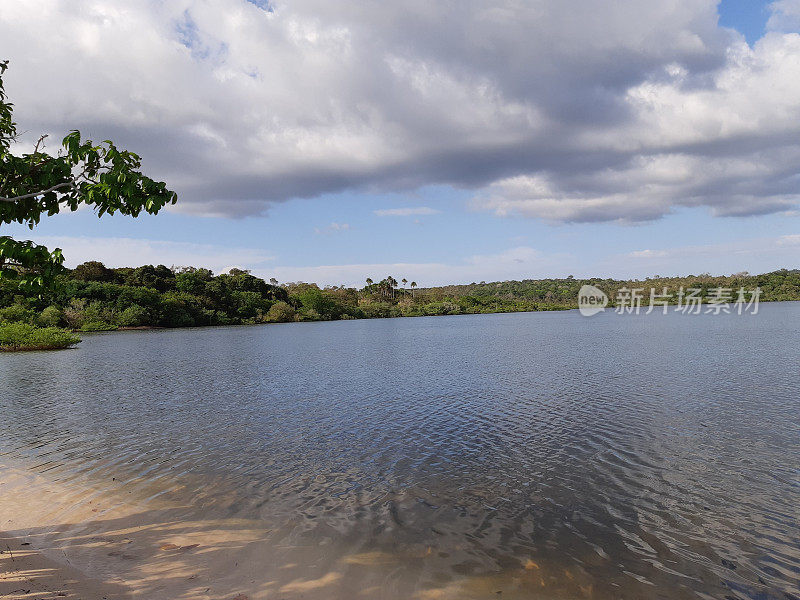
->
[2, 304, 799, 598]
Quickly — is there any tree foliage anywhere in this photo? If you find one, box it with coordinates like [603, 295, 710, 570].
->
[1, 263, 799, 331]
[0, 60, 176, 293]
[0, 321, 80, 351]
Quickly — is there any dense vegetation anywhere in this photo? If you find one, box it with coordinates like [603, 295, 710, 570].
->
[428, 269, 800, 308]
[1, 263, 798, 332]
[0, 322, 80, 351]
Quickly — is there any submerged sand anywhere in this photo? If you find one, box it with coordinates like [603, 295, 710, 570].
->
[0, 463, 285, 600]
[0, 465, 398, 599]
[0, 460, 600, 600]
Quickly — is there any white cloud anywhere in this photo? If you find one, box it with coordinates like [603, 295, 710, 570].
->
[314, 222, 351, 234]
[601, 235, 800, 277]
[777, 233, 800, 246]
[1, 1, 798, 222]
[17, 233, 799, 286]
[264, 246, 569, 287]
[24, 235, 274, 273]
[373, 207, 441, 216]
[473, 33, 800, 222]
[265, 234, 800, 285]
[767, 0, 800, 32]
[628, 249, 668, 259]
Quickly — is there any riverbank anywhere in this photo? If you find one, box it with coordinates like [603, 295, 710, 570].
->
[0, 463, 265, 600]
[4, 297, 791, 353]
[2, 264, 797, 333]
[0, 533, 125, 600]
[0, 459, 586, 600]
[2, 462, 507, 600]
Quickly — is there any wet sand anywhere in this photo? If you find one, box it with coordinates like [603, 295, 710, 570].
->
[0, 462, 427, 599]
[0, 533, 127, 600]
[0, 461, 599, 600]
[0, 463, 267, 600]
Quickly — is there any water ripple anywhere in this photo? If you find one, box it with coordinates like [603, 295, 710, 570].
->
[1, 305, 799, 598]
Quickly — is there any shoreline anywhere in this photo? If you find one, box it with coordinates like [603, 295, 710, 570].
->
[0, 460, 580, 600]
[1, 532, 126, 600]
[0, 462, 264, 600]
[64, 297, 800, 332]
[2, 265, 796, 348]
[2, 298, 791, 352]
[0, 461, 463, 600]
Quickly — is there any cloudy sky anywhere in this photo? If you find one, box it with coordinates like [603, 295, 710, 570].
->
[1, 0, 799, 285]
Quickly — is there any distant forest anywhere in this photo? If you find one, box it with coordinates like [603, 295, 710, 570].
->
[1, 261, 799, 331]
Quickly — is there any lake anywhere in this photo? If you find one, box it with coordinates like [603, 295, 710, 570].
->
[1, 304, 799, 599]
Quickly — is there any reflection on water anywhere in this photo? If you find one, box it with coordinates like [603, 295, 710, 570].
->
[1, 304, 799, 598]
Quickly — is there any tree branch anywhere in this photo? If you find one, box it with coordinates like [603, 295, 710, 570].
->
[0, 180, 74, 202]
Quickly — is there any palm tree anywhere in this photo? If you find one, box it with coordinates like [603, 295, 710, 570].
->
[377, 277, 389, 299]
[401, 278, 408, 296]
[386, 275, 397, 299]
[411, 281, 417, 298]
[366, 277, 373, 287]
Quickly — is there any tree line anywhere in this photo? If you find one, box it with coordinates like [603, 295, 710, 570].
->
[1, 263, 799, 332]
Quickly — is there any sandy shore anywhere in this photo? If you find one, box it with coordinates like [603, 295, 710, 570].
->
[0, 461, 594, 600]
[1, 533, 127, 600]
[0, 463, 444, 600]
[0, 463, 274, 600]
[0, 461, 451, 599]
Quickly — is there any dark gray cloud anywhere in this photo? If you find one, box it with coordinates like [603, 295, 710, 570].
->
[1, 0, 798, 221]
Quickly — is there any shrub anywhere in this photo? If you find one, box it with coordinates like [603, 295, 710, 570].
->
[210, 311, 236, 326]
[231, 290, 270, 321]
[298, 308, 321, 321]
[0, 322, 81, 351]
[0, 303, 36, 324]
[265, 301, 296, 323]
[37, 305, 65, 327]
[360, 302, 393, 319]
[421, 301, 460, 316]
[117, 304, 149, 327]
[80, 321, 118, 332]
[64, 298, 87, 329]
[158, 298, 195, 327]
[83, 300, 116, 324]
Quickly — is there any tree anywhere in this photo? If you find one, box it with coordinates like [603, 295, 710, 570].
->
[386, 275, 397, 299]
[411, 281, 417, 298]
[0, 60, 177, 293]
[366, 277, 373, 286]
[71, 260, 114, 282]
[402, 278, 407, 295]
[176, 267, 213, 295]
[266, 301, 296, 323]
[125, 265, 175, 292]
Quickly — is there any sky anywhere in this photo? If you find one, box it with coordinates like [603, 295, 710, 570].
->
[1, 0, 799, 286]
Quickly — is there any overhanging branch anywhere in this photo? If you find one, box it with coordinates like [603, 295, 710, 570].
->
[0, 180, 74, 203]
